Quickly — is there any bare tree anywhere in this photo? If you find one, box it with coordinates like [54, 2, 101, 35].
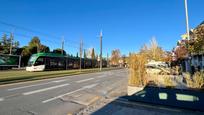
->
[110, 49, 121, 66]
[140, 37, 164, 61]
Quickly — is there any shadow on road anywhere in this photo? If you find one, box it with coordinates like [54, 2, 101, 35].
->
[92, 82, 204, 115]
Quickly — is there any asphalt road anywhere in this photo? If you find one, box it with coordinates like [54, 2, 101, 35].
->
[0, 69, 128, 115]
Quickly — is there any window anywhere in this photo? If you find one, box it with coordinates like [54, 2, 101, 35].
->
[134, 90, 146, 97]
[176, 94, 199, 102]
[159, 93, 168, 100]
[34, 57, 45, 66]
[28, 55, 37, 66]
[50, 58, 58, 66]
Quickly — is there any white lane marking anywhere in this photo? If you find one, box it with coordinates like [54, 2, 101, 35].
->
[94, 79, 101, 83]
[97, 75, 106, 78]
[0, 98, 4, 101]
[83, 83, 98, 89]
[42, 88, 83, 103]
[7, 79, 67, 91]
[23, 83, 70, 95]
[52, 79, 67, 83]
[75, 78, 94, 83]
[42, 83, 98, 103]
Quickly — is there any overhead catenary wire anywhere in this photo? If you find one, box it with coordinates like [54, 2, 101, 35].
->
[0, 29, 60, 47]
[0, 29, 87, 48]
[0, 29, 85, 53]
[0, 20, 95, 54]
[0, 31, 90, 51]
[0, 28, 61, 44]
[0, 20, 80, 45]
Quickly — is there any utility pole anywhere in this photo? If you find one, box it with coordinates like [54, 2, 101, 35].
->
[9, 32, 13, 55]
[184, 0, 190, 41]
[84, 49, 86, 68]
[107, 53, 109, 67]
[100, 30, 103, 71]
[80, 39, 83, 71]
[61, 36, 64, 55]
[37, 43, 39, 53]
[18, 55, 21, 68]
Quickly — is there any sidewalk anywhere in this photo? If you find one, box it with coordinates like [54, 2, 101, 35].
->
[90, 86, 204, 115]
[91, 98, 201, 115]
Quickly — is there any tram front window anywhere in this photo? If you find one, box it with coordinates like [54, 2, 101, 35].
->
[34, 57, 45, 66]
[27, 55, 37, 66]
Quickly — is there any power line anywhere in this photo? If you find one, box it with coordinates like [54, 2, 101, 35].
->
[0, 20, 80, 44]
[0, 29, 33, 39]
[0, 29, 60, 46]
[0, 20, 57, 38]
[0, 29, 83, 50]
[0, 29, 61, 43]
[0, 21, 95, 55]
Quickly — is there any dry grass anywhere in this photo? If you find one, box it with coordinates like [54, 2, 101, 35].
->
[163, 76, 175, 87]
[185, 72, 204, 88]
[145, 74, 160, 86]
[128, 53, 147, 86]
[146, 74, 175, 87]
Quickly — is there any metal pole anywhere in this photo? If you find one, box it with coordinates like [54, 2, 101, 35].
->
[184, 0, 190, 40]
[66, 56, 68, 70]
[37, 43, 39, 53]
[18, 55, 21, 68]
[184, 0, 192, 73]
[80, 39, 83, 71]
[99, 31, 102, 71]
[9, 33, 13, 55]
[107, 53, 109, 67]
[61, 36, 64, 55]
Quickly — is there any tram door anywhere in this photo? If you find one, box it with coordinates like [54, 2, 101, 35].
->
[45, 57, 50, 70]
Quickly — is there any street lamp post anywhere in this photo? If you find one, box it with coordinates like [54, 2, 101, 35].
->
[184, 0, 192, 73]
[184, 0, 190, 41]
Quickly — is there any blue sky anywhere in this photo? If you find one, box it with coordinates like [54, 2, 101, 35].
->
[0, 0, 204, 56]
